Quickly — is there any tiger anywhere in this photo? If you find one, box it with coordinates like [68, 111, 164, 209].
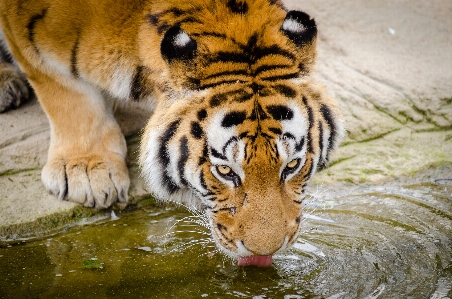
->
[0, 0, 344, 266]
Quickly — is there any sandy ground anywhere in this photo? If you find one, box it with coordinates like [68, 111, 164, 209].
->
[1, 0, 451, 238]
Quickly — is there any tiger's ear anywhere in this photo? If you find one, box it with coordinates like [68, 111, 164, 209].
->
[281, 10, 317, 73]
[160, 26, 197, 62]
[281, 11, 317, 46]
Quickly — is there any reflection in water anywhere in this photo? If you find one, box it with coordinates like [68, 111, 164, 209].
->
[0, 181, 451, 298]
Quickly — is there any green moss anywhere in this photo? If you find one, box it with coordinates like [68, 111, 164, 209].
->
[0, 168, 39, 177]
[79, 258, 104, 270]
[361, 168, 382, 175]
[415, 126, 452, 133]
[340, 129, 400, 146]
[0, 206, 99, 241]
[327, 155, 356, 168]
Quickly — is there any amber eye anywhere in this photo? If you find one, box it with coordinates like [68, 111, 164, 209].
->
[217, 165, 232, 175]
[216, 165, 241, 187]
[286, 159, 299, 169]
[282, 158, 301, 181]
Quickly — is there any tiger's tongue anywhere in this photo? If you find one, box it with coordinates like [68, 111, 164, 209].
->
[237, 255, 273, 267]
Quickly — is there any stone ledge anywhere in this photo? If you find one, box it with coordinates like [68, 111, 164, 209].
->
[1, 0, 451, 238]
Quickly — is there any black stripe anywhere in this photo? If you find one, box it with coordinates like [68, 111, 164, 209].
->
[163, 7, 185, 17]
[131, 66, 144, 101]
[222, 111, 247, 127]
[317, 121, 325, 168]
[147, 7, 186, 26]
[222, 137, 239, 155]
[235, 92, 253, 103]
[253, 45, 296, 62]
[201, 79, 245, 90]
[226, 0, 248, 14]
[206, 51, 250, 64]
[274, 140, 280, 159]
[302, 156, 314, 180]
[147, 13, 161, 25]
[267, 0, 285, 8]
[253, 64, 291, 76]
[283, 132, 295, 140]
[157, 24, 171, 34]
[273, 84, 296, 98]
[70, 32, 80, 77]
[206, 46, 296, 66]
[302, 97, 314, 153]
[267, 105, 293, 120]
[210, 94, 228, 107]
[190, 122, 203, 139]
[249, 102, 268, 121]
[162, 172, 179, 194]
[239, 131, 249, 139]
[158, 120, 181, 194]
[295, 136, 305, 153]
[261, 72, 299, 82]
[197, 109, 207, 121]
[216, 226, 234, 244]
[131, 66, 153, 101]
[202, 69, 248, 80]
[261, 132, 273, 140]
[268, 127, 282, 135]
[186, 77, 201, 87]
[199, 171, 208, 192]
[319, 104, 337, 162]
[159, 17, 203, 35]
[198, 141, 208, 165]
[191, 32, 228, 39]
[27, 9, 48, 51]
[211, 147, 227, 160]
[177, 136, 189, 186]
[298, 62, 307, 74]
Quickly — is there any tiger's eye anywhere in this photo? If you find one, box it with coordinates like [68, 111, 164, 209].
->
[286, 159, 298, 169]
[217, 165, 231, 175]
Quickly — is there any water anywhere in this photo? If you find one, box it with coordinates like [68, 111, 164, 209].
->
[0, 180, 451, 298]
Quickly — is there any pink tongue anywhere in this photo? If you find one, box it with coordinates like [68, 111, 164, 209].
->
[237, 255, 273, 267]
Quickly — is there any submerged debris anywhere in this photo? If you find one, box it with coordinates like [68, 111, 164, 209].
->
[79, 258, 104, 269]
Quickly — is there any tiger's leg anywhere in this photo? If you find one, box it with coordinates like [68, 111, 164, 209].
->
[0, 41, 31, 112]
[29, 69, 129, 208]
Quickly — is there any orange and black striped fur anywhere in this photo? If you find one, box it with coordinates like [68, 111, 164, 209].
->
[0, 0, 344, 258]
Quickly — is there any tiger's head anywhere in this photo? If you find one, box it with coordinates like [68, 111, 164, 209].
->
[139, 0, 344, 264]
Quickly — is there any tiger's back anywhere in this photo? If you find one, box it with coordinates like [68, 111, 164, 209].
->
[0, 0, 344, 264]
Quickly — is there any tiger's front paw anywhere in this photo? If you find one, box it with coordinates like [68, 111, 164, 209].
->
[42, 153, 130, 209]
[0, 63, 31, 112]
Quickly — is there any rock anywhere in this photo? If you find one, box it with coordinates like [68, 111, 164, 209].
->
[1, 0, 451, 237]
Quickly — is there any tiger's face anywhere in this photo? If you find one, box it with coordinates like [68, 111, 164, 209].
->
[139, 0, 343, 263]
[202, 97, 311, 258]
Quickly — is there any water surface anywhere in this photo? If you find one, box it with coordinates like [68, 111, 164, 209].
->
[1, 180, 451, 298]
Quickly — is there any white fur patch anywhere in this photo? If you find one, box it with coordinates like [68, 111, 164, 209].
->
[141, 128, 170, 201]
[109, 66, 133, 99]
[282, 18, 306, 33]
[280, 101, 309, 144]
[206, 111, 246, 186]
[173, 31, 192, 48]
[141, 122, 207, 206]
[277, 101, 309, 180]
[40, 51, 72, 77]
